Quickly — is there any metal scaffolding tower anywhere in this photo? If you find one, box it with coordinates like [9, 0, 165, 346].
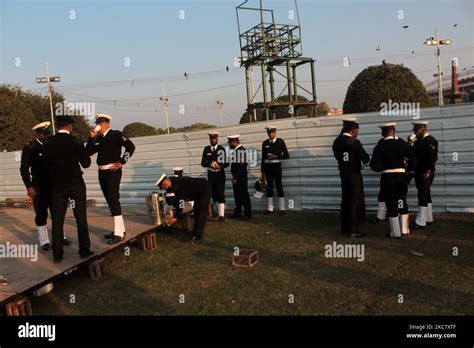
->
[236, 0, 317, 121]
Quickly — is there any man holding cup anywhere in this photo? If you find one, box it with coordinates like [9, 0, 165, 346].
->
[85, 113, 136, 244]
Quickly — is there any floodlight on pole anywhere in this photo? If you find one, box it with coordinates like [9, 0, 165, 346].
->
[424, 29, 451, 107]
[35, 61, 60, 134]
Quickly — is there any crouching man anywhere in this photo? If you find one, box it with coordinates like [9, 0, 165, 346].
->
[156, 174, 212, 242]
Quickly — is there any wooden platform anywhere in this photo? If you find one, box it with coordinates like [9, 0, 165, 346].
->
[0, 206, 155, 307]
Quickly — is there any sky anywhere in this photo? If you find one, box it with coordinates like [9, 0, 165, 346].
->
[1, 0, 473, 130]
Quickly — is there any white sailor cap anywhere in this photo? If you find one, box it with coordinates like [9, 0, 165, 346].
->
[32, 121, 51, 133]
[342, 118, 359, 129]
[227, 135, 240, 142]
[378, 122, 397, 129]
[412, 121, 429, 130]
[208, 131, 220, 137]
[265, 125, 278, 132]
[155, 173, 167, 187]
[342, 117, 358, 123]
[95, 113, 112, 123]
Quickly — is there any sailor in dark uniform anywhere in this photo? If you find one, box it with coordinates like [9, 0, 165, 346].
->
[332, 118, 370, 238]
[373, 130, 417, 223]
[173, 167, 184, 177]
[410, 121, 438, 229]
[156, 174, 212, 242]
[85, 113, 136, 244]
[373, 137, 387, 223]
[20, 122, 71, 251]
[261, 126, 290, 215]
[227, 135, 252, 220]
[370, 123, 415, 238]
[201, 131, 229, 221]
[335, 118, 368, 224]
[43, 116, 93, 262]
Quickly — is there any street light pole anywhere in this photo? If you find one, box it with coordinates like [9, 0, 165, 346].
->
[36, 61, 60, 134]
[160, 81, 170, 134]
[434, 30, 444, 107]
[217, 98, 224, 127]
[424, 30, 451, 107]
[45, 62, 56, 134]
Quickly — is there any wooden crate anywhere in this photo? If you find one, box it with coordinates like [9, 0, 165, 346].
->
[180, 214, 193, 234]
[86, 199, 96, 208]
[5, 197, 33, 208]
[140, 233, 157, 250]
[5, 297, 33, 316]
[232, 250, 259, 268]
[89, 258, 106, 280]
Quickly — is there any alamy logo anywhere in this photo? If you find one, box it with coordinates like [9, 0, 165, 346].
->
[325, 242, 365, 262]
[0, 242, 38, 262]
[380, 99, 420, 119]
[55, 100, 96, 121]
[18, 322, 56, 341]
[216, 148, 258, 168]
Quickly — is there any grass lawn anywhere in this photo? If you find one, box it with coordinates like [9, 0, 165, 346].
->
[31, 211, 474, 315]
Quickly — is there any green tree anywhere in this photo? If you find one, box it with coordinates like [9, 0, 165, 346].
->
[239, 95, 325, 124]
[123, 122, 159, 138]
[343, 63, 432, 114]
[0, 84, 91, 147]
[0, 94, 37, 152]
[122, 122, 216, 138]
[316, 102, 330, 116]
[179, 122, 216, 133]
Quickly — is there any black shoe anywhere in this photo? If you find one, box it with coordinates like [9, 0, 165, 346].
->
[80, 250, 94, 259]
[228, 214, 242, 219]
[105, 232, 126, 240]
[427, 221, 433, 226]
[410, 222, 426, 230]
[264, 210, 274, 215]
[349, 232, 366, 238]
[372, 218, 385, 223]
[189, 235, 201, 242]
[41, 243, 50, 251]
[218, 216, 225, 222]
[279, 210, 286, 216]
[241, 215, 252, 221]
[53, 257, 63, 264]
[63, 238, 71, 246]
[106, 235, 125, 245]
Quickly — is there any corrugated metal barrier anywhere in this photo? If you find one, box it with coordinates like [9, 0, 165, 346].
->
[1, 103, 473, 213]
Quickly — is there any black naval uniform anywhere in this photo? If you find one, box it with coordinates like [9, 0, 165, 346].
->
[85, 130, 135, 217]
[332, 133, 370, 235]
[413, 134, 438, 207]
[20, 139, 51, 229]
[164, 177, 212, 239]
[370, 137, 415, 219]
[231, 145, 251, 218]
[375, 138, 386, 220]
[43, 131, 92, 260]
[261, 138, 289, 199]
[201, 145, 228, 205]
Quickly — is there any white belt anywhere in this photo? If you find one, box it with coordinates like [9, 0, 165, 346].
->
[382, 168, 405, 174]
[264, 159, 281, 164]
[99, 164, 114, 170]
[207, 168, 222, 172]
